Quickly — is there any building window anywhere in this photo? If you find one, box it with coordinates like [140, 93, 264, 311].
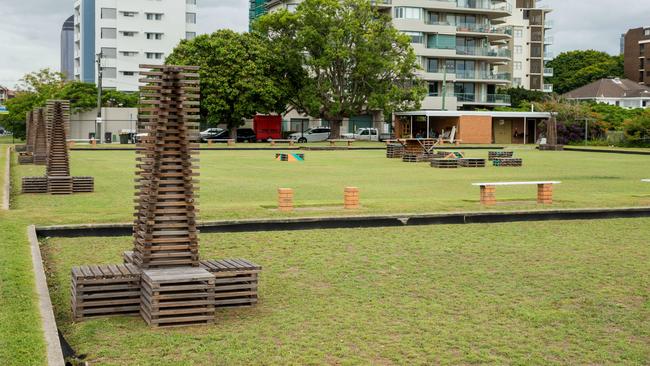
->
[120, 51, 138, 56]
[146, 13, 163, 20]
[514, 29, 523, 38]
[101, 8, 117, 19]
[146, 32, 163, 40]
[514, 61, 522, 70]
[101, 28, 117, 39]
[101, 47, 117, 59]
[394, 7, 421, 20]
[514, 45, 523, 55]
[427, 58, 438, 73]
[122, 71, 137, 76]
[187, 0, 197, 4]
[427, 34, 456, 49]
[427, 81, 439, 96]
[186, 32, 197, 40]
[102, 67, 117, 79]
[121, 11, 137, 17]
[645, 28, 650, 36]
[146, 52, 164, 60]
[121, 31, 137, 37]
[402, 31, 423, 44]
[186, 12, 197, 24]
[513, 77, 522, 86]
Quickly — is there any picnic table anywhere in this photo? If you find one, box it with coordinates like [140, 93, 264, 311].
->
[472, 181, 561, 205]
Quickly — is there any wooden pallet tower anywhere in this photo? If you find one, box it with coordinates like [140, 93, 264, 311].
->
[70, 65, 261, 328]
[33, 108, 48, 165]
[21, 101, 94, 194]
[18, 111, 37, 164]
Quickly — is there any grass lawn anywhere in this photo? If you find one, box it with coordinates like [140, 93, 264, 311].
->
[2, 146, 650, 365]
[44, 219, 650, 365]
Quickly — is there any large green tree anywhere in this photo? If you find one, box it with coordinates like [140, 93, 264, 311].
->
[255, 0, 426, 138]
[547, 50, 623, 95]
[165, 29, 290, 137]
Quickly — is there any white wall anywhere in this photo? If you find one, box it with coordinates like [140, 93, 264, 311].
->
[70, 107, 138, 141]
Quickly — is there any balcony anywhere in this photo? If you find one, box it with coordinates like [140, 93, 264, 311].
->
[543, 67, 554, 77]
[543, 84, 554, 93]
[454, 93, 511, 105]
[455, 23, 512, 37]
[455, 70, 511, 82]
[544, 19, 554, 29]
[455, 0, 512, 14]
[455, 45, 511, 59]
[544, 35, 553, 44]
[544, 51, 554, 60]
[370, 0, 392, 5]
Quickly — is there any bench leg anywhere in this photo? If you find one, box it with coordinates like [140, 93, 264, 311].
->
[537, 184, 553, 204]
[270, 141, 276, 147]
[480, 185, 496, 206]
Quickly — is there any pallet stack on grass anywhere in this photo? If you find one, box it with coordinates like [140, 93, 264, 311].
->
[32, 108, 47, 165]
[488, 151, 513, 161]
[386, 143, 404, 159]
[18, 111, 36, 164]
[69, 65, 261, 328]
[459, 158, 486, 168]
[21, 101, 95, 194]
[430, 159, 459, 169]
[275, 153, 305, 161]
[401, 138, 435, 163]
[538, 144, 564, 151]
[492, 158, 523, 167]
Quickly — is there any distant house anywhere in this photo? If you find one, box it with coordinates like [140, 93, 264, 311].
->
[562, 78, 650, 109]
[0, 86, 15, 112]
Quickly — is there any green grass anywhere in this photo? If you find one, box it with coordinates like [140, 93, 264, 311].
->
[0, 135, 23, 144]
[9, 148, 650, 225]
[44, 219, 650, 365]
[2, 147, 650, 365]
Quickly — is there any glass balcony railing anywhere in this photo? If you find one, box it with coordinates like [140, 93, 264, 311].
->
[455, 23, 512, 35]
[543, 84, 554, 93]
[455, 0, 512, 13]
[455, 71, 511, 80]
[454, 93, 511, 104]
[455, 46, 511, 58]
[543, 67, 554, 76]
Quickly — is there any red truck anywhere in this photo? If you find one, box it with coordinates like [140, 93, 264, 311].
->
[253, 115, 282, 141]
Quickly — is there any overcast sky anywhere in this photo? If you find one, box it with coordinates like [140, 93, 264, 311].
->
[1, 0, 649, 88]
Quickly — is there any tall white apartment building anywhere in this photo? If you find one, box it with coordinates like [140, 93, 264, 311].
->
[264, 0, 515, 110]
[499, 0, 552, 93]
[73, 0, 198, 91]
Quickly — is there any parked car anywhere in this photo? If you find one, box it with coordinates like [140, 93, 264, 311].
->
[208, 128, 257, 143]
[289, 127, 331, 143]
[341, 128, 379, 141]
[200, 128, 224, 142]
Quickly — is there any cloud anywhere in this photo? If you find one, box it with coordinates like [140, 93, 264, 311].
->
[1, 0, 647, 88]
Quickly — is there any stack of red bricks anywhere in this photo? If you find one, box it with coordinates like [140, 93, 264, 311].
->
[278, 188, 294, 212]
[344, 187, 360, 209]
[537, 183, 553, 204]
[479, 185, 497, 205]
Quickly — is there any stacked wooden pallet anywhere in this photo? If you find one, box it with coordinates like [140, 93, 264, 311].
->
[402, 153, 429, 163]
[21, 177, 47, 193]
[201, 259, 261, 308]
[275, 153, 305, 161]
[386, 144, 404, 158]
[488, 151, 513, 160]
[430, 158, 459, 169]
[72, 177, 95, 192]
[18, 153, 34, 164]
[539, 144, 564, 151]
[18, 111, 36, 165]
[493, 158, 523, 167]
[71, 264, 142, 321]
[140, 267, 216, 328]
[459, 158, 486, 168]
[32, 108, 47, 165]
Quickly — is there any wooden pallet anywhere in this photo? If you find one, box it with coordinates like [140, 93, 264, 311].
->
[32, 108, 47, 165]
[71, 264, 142, 321]
[47, 175, 73, 195]
[402, 153, 430, 163]
[386, 144, 404, 159]
[538, 144, 564, 151]
[492, 158, 523, 167]
[73, 177, 95, 193]
[430, 159, 459, 169]
[275, 153, 305, 161]
[459, 158, 486, 168]
[22, 177, 48, 193]
[140, 267, 216, 328]
[488, 151, 514, 161]
[15, 145, 27, 152]
[18, 152, 34, 165]
[201, 259, 261, 308]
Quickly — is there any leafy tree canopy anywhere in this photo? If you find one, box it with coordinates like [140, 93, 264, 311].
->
[165, 29, 290, 136]
[546, 50, 623, 95]
[255, 0, 426, 137]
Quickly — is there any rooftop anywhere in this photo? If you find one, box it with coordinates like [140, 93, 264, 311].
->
[563, 78, 650, 99]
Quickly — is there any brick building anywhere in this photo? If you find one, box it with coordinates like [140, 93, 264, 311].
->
[623, 26, 650, 85]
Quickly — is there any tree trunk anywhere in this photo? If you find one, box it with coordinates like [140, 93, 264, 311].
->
[229, 127, 237, 139]
[330, 119, 343, 139]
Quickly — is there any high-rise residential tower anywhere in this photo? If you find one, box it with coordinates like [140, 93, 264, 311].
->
[623, 26, 650, 85]
[61, 15, 75, 81]
[499, 0, 553, 93]
[73, 0, 198, 91]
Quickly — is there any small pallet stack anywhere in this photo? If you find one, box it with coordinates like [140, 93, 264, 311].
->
[402, 153, 429, 163]
[488, 151, 514, 161]
[71, 264, 142, 321]
[539, 144, 564, 151]
[459, 158, 486, 168]
[140, 267, 216, 328]
[493, 158, 523, 167]
[431, 158, 459, 169]
[386, 144, 404, 159]
[70, 65, 262, 329]
[18, 111, 37, 164]
[32, 108, 47, 165]
[22, 101, 95, 194]
[201, 259, 261, 308]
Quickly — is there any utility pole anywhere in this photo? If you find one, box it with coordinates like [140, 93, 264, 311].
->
[96, 51, 103, 143]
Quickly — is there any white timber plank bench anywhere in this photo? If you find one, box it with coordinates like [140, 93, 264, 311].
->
[269, 139, 295, 147]
[642, 179, 650, 183]
[207, 138, 236, 146]
[472, 181, 561, 205]
[328, 139, 355, 147]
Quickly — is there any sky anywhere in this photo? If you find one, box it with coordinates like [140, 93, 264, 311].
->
[1, 0, 649, 88]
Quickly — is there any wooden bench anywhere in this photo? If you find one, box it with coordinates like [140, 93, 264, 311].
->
[208, 138, 236, 146]
[472, 181, 561, 205]
[642, 179, 650, 183]
[269, 139, 295, 147]
[328, 139, 354, 147]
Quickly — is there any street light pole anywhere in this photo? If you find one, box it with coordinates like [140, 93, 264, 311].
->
[96, 51, 103, 143]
